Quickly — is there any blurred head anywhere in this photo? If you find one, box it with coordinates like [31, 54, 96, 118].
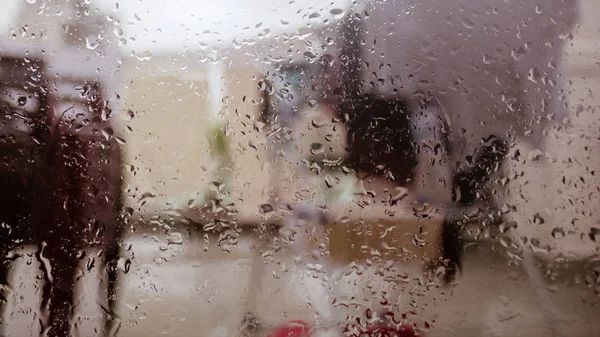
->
[344, 95, 417, 185]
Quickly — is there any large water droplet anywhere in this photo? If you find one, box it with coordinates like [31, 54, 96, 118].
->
[391, 186, 409, 204]
[589, 228, 600, 243]
[533, 213, 545, 225]
[329, 8, 345, 19]
[527, 67, 541, 83]
[259, 203, 274, 218]
[551, 227, 565, 239]
[461, 17, 475, 29]
[303, 51, 317, 63]
[310, 142, 324, 155]
[113, 26, 123, 38]
[135, 50, 152, 61]
[279, 227, 297, 243]
[86, 36, 100, 50]
[101, 108, 112, 121]
[167, 232, 183, 245]
[499, 221, 518, 233]
[118, 257, 131, 274]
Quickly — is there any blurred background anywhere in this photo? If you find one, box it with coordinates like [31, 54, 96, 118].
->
[0, 0, 598, 336]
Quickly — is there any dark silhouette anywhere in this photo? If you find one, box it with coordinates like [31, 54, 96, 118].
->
[0, 54, 51, 316]
[341, 94, 509, 282]
[0, 53, 123, 336]
[442, 135, 509, 282]
[34, 80, 123, 337]
[344, 95, 418, 185]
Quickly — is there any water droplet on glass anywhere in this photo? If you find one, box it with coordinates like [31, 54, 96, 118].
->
[135, 50, 152, 61]
[310, 143, 324, 155]
[167, 232, 183, 245]
[6, 250, 22, 260]
[589, 228, 600, 243]
[308, 99, 318, 108]
[527, 67, 541, 83]
[461, 17, 475, 29]
[279, 227, 297, 243]
[551, 227, 565, 239]
[113, 26, 123, 38]
[86, 36, 100, 50]
[86, 257, 95, 271]
[259, 203, 274, 218]
[511, 46, 527, 60]
[118, 257, 131, 274]
[499, 221, 518, 233]
[308, 12, 321, 20]
[303, 51, 317, 63]
[482, 53, 493, 64]
[535, 5, 543, 14]
[339, 54, 349, 66]
[122, 109, 135, 121]
[533, 213, 545, 225]
[17, 96, 27, 106]
[329, 8, 345, 19]
[102, 127, 114, 140]
[391, 186, 409, 204]
[101, 108, 112, 121]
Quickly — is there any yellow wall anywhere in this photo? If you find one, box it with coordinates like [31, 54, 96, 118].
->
[119, 56, 271, 220]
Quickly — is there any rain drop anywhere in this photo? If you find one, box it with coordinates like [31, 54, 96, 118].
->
[135, 50, 152, 61]
[551, 227, 565, 239]
[527, 67, 541, 83]
[125, 109, 135, 121]
[259, 203, 274, 217]
[167, 232, 184, 245]
[499, 221, 518, 233]
[113, 26, 123, 38]
[589, 228, 600, 243]
[310, 143, 324, 155]
[303, 51, 317, 63]
[101, 108, 112, 121]
[533, 213, 545, 225]
[329, 8, 345, 19]
[461, 17, 475, 29]
[308, 12, 321, 20]
[391, 186, 409, 204]
[279, 227, 297, 243]
[85, 36, 100, 50]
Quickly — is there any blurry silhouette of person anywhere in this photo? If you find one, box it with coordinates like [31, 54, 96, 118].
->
[0, 55, 50, 323]
[33, 80, 123, 337]
[338, 0, 579, 282]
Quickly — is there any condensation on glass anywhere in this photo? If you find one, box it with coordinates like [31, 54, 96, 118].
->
[0, 0, 597, 337]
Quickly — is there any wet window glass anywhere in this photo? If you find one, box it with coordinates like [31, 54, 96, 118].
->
[0, 0, 597, 336]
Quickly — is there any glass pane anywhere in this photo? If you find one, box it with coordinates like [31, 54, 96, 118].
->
[0, 0, 597, 337]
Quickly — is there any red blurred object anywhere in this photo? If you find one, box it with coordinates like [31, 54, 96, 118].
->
[364, 323, 419, 337]
[267, 320, 312, 337]
[345, 322, 421, 337]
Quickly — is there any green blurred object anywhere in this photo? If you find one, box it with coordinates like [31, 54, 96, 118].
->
[210, 121, 229, 157]
[206, 119, 233, 202]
